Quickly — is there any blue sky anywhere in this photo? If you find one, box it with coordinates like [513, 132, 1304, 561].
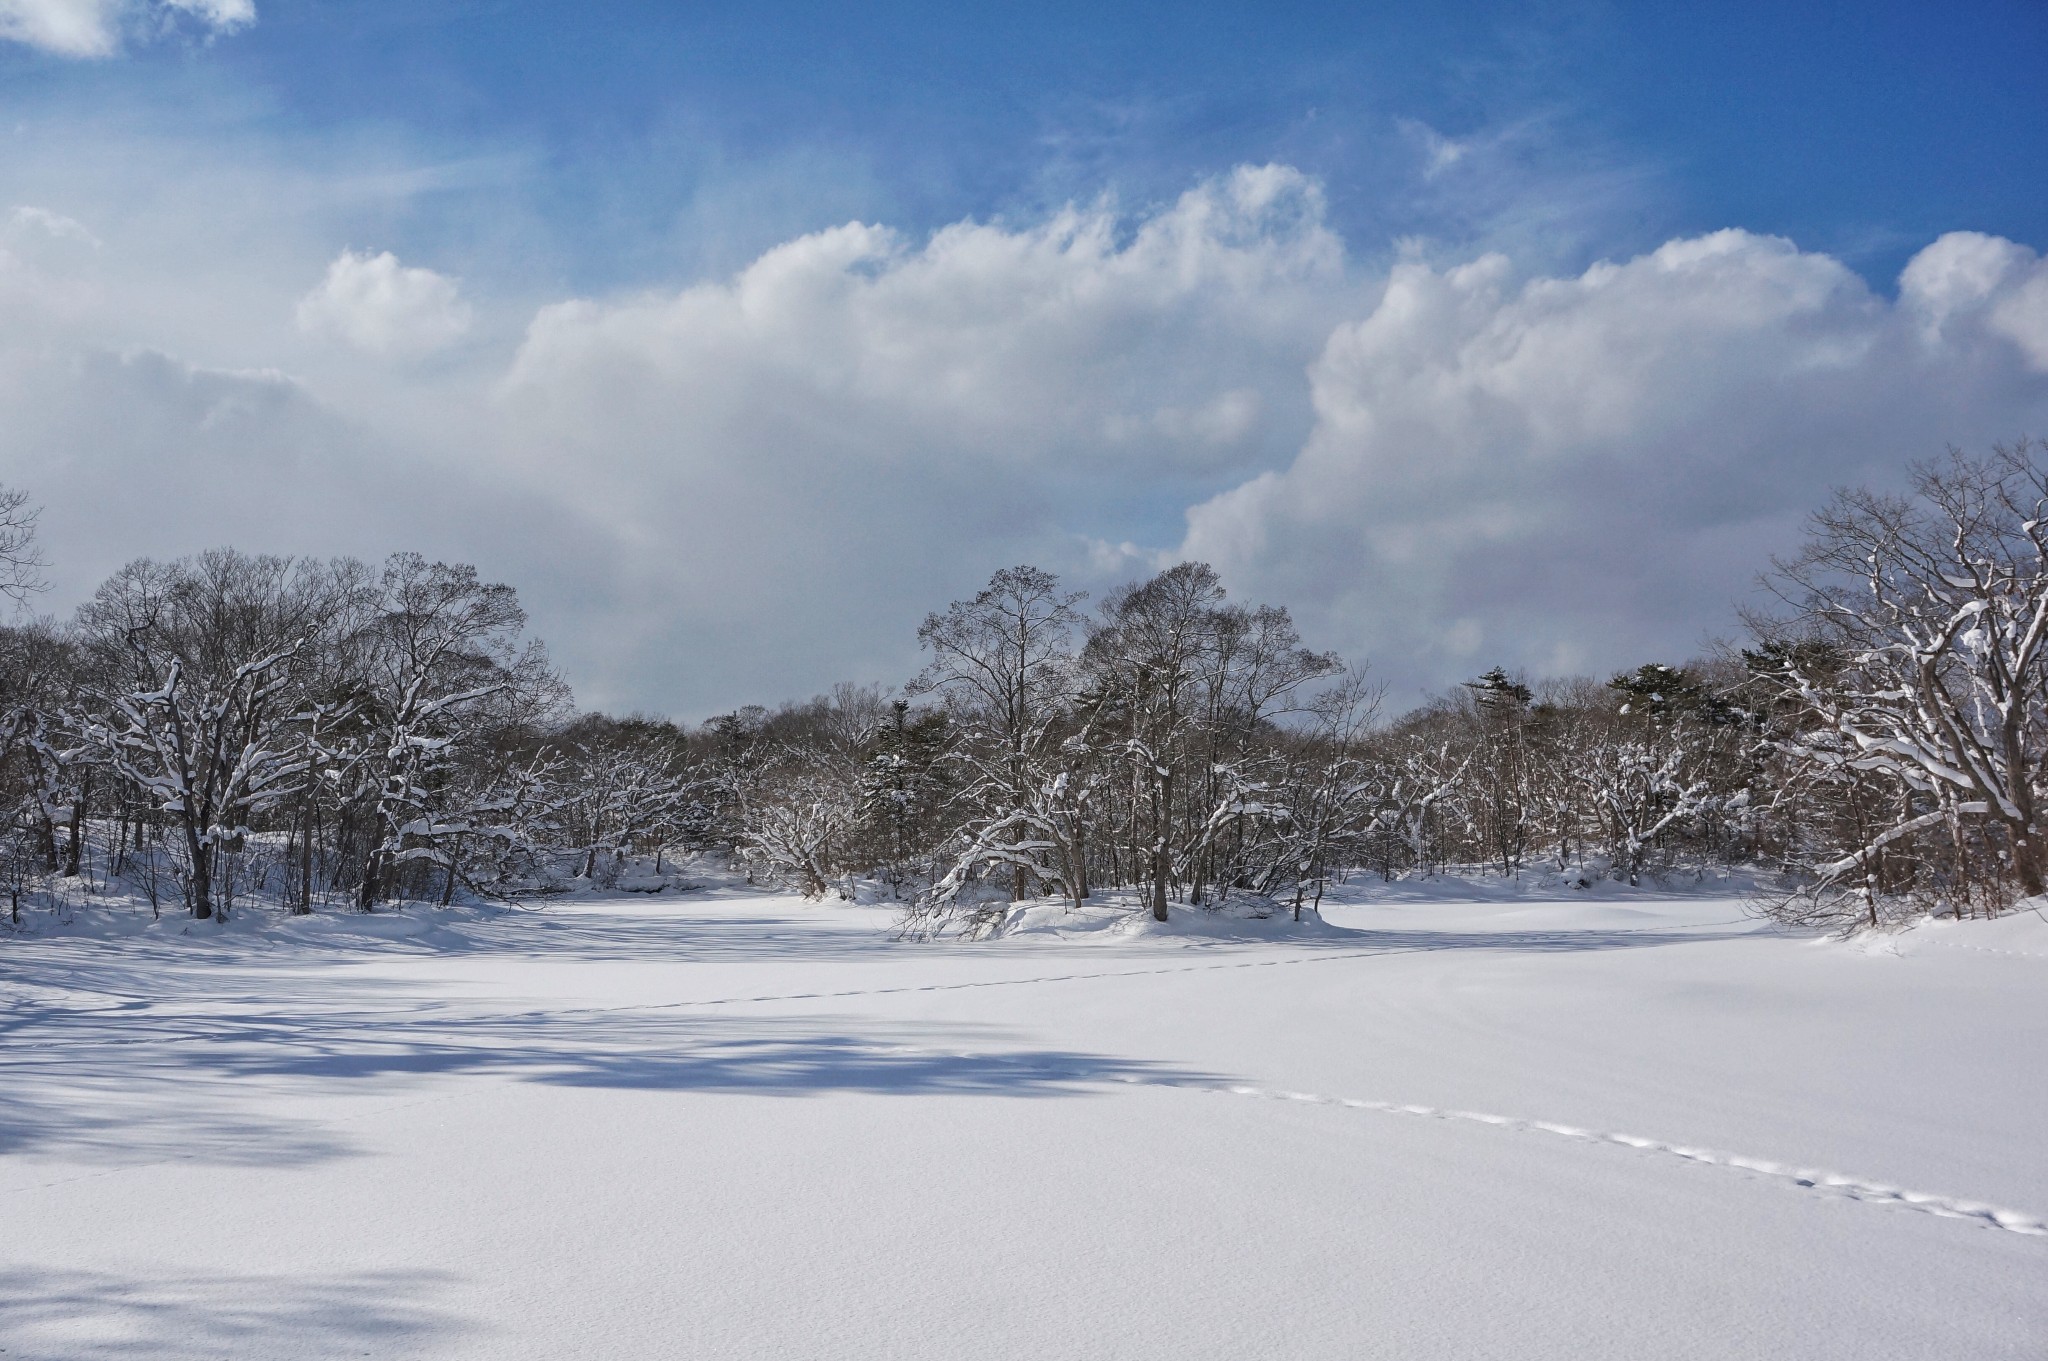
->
[13, 1, 2043, 286]
[1, 1, 2046, 714]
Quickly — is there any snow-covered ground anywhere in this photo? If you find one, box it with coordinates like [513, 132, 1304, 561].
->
[4, 876, 2045, 1359]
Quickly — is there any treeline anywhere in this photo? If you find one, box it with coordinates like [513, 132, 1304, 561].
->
[3, 441, 2045, 932]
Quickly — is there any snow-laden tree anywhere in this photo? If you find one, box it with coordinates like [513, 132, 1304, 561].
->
[1367, 736, 1472, 879]
[557, 732, 692, 882]
[911, 566, 1087, 903]
[1256, 673, 1384, 918]
[74, 553, 336, 919]
[430, 749, 564, 899]
[1183, 600, 1343, 904]
[738, 757, 857, 898]
[1753, 441, 2048, 918]
[336, 554, 563, 909]
[1077, 564, 1226, 921]
[1458, 668, 1536, 876]
[1070, 563, 1343, 921]
[0, 488, 56, 896]
[1573, 722, 1715, 886]
[0, 622, 84, 878]
[854, 698, 952, 894]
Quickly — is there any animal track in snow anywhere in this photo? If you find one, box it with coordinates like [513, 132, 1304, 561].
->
[1922, 939, 2048, 963]
[860, 1039, 2047, 1239]
[1170, 1079, 2048, 1238]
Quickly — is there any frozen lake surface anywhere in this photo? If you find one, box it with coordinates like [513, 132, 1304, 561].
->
[4, 878, 2045, 1359]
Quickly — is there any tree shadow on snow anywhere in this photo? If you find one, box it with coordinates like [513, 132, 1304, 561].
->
[0, 1004, 1216, 1167]
[0, 1079, 351, 1166]
[106, 1009, 1210, 1097]
[0, 902, 919, 966]
[0, 1265, 465, 1360]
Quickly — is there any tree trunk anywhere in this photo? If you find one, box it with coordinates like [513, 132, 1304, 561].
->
[187, 838, 213, 920]
[441, 836, 460, 907]
[2011, 828, 2047, 898]
[1150, 769, 1171, 922]
[1012, 853, 1035, 902]
[358, 846, 383, 912]
[296, 800, 315, 914]
[64, 770, 90, 878]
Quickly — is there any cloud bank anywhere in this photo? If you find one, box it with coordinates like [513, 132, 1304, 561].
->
[481, 166, 1353, 702]
[1181, 229, 2048, 690]
[1, 162, 2046, 715]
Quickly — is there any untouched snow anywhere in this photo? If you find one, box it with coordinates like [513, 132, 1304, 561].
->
[3, 879, 2045, 1359]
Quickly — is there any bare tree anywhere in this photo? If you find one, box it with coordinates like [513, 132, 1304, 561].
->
[75, 553, 331, 919]
[1753, 441, 2048, 918]
[1574, 722, 1714, 886]
[1081, 563, 1230, 921]
[1371, 736, 1471, 878]
[738, 758, 855, 898]
[340, 554, 560, 909]
[0, 484, 47, 607]
[912, 566, 1087, 902]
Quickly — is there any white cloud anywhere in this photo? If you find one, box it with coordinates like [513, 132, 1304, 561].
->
[296, 249, 473, 358]
[2, 142, 2047, 718]
[0, 0, 119, 55]
[483, 165, 1352, 705]
[1899, 231, 2048, 371]
[1181, 228, 2048, 696]
[0, 0, 250, 57]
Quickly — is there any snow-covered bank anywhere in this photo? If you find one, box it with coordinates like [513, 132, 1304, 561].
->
[3, 883, 2043, 1359]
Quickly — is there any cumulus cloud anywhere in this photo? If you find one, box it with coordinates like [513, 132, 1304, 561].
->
[1181, 228, 2048, 695]
[296, 249, 473, 358]
[485, 165, 1352, 704]
[4, 148, 2048, 718]
[1899, 231, 2048, 371]
[0, 0, 251, 58]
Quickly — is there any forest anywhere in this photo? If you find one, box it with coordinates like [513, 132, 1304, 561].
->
[4, 440, 2047, 936]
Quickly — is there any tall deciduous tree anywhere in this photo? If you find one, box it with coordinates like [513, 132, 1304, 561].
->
[75, 552, 335, 919]
[1750, 442, 2048, 918]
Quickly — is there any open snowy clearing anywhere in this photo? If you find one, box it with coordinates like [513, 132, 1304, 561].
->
[4, 881, 2046, 1360]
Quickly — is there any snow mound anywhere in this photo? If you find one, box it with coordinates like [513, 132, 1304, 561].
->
[996, 891, 1355, 943]
[1890, 901, 2048, 962]
[1321, 864, 1771, 906]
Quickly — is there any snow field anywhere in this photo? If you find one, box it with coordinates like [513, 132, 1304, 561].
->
[3, 880, 2045, 1359]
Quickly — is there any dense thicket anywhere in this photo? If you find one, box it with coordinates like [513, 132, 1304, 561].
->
[4, 442, 2044, 933]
